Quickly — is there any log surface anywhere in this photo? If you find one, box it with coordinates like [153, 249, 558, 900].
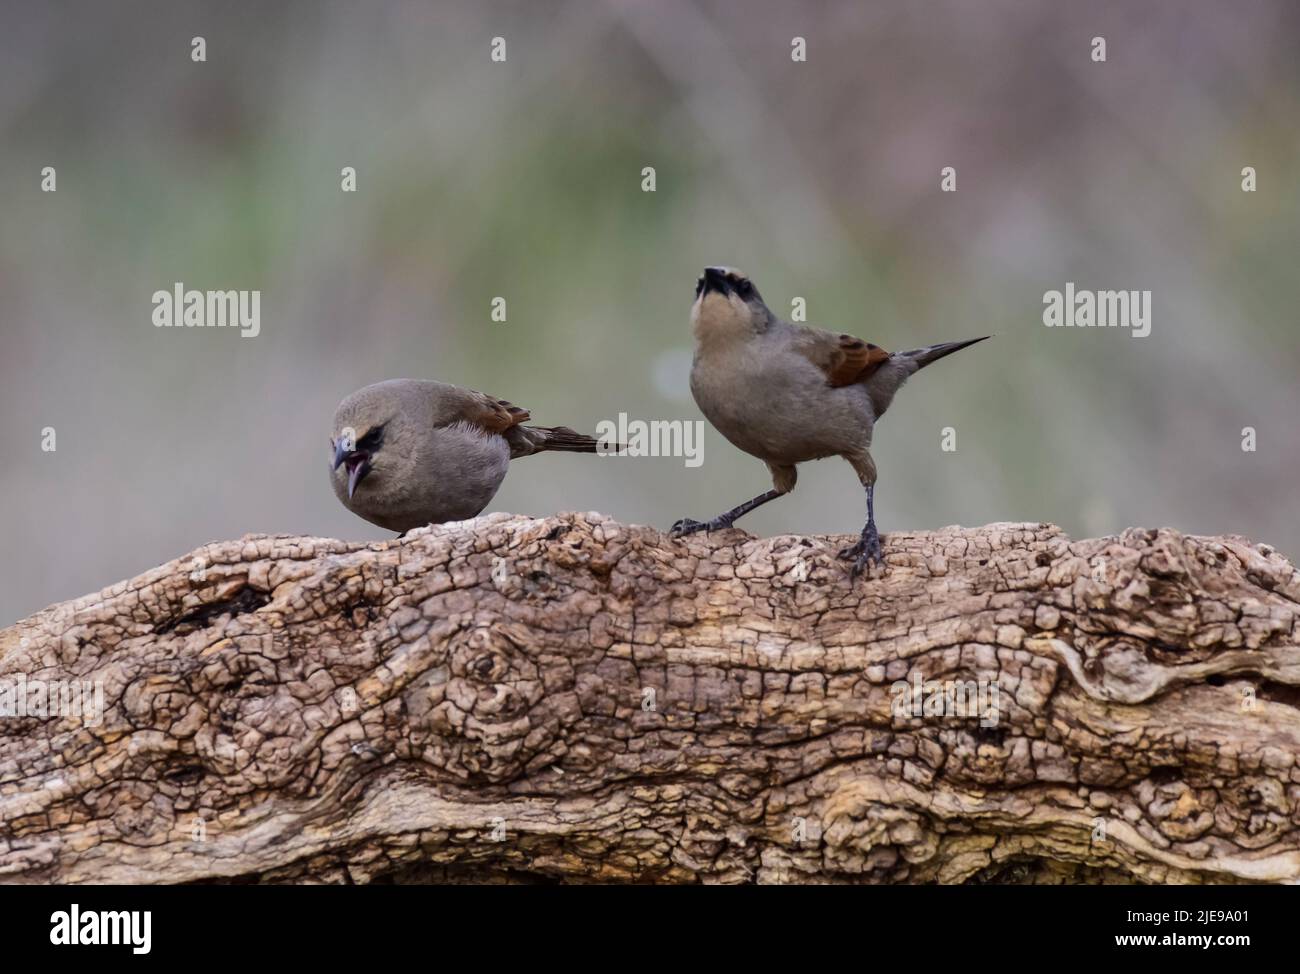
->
[2, 513, 1299, 884]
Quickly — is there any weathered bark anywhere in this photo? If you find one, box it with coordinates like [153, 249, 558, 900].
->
[1, 513, 1298, 884]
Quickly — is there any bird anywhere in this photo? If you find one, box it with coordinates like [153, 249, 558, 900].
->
[670, 266, 989, 578]
[329, 378, 612, 534]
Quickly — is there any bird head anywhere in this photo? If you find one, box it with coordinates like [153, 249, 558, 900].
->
[691, 266, 771, 342]
[330, 397, 391, 500]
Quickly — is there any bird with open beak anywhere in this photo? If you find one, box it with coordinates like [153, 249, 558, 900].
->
[330, 378, 612, 534]
[672, 266, 989, 578]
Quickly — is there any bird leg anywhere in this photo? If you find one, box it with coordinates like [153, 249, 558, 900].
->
[670, 489, 783, 537]
[839, 483, 884, 577]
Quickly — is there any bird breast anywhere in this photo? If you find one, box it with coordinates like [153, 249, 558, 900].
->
[691, 341, 874, 465]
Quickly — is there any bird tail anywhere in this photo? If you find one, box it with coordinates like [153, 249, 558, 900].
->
[864, 336, 991, 420]
[508, 425, 624, 458]
[900, 335, 991, 371]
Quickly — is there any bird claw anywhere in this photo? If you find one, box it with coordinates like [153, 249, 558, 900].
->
[840, 524, 885, 579]
[669, 517, 710, 538]
[670, 515, 736, 538]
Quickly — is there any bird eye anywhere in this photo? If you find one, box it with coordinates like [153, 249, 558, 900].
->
[356, 425, 385, 451]
[736, 279, 753, 298]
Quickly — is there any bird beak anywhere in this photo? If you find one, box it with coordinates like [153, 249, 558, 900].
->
[346, 456, 372, 499]
[701, 266, 731, 297]
[331, 438, 373, 498]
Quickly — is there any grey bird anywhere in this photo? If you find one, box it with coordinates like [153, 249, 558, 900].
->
[330, 378, 610, 533]
[670, 266, 989, 577]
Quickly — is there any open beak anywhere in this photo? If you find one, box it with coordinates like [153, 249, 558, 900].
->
[346, 457, 371, 499]
[331, 439, 372, 499]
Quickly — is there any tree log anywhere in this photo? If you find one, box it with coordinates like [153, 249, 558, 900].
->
[2, 513, 1298, 884]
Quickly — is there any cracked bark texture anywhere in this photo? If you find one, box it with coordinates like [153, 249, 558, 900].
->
[2, 513, 1299, 885]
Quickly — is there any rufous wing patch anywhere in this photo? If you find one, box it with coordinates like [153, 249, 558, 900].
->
[469, 391, 531, 433]
[824, 334, 891, 386]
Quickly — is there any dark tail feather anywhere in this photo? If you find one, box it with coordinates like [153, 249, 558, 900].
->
[535, 425, 602, 453]
[511, 425, 624, 457]
[904, 335, 991, 370]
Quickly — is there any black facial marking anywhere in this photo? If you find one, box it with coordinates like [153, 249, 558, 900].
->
[356, 424, 385, 452]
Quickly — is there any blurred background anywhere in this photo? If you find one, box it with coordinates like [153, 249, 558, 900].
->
[2, 0, 1298, 624]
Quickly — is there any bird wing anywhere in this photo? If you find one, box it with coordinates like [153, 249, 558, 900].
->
[793, 327, 891, 387]
[443, 387, 531, 434]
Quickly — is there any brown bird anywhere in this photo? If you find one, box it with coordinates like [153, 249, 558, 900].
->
[671, 266, 989, 577]
[330, 378, 609, 533]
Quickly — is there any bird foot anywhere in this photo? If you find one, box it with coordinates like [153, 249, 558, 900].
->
[669, 516, 731, 538]
[839, 522, 885, 578]
[669, 518, 707, 537]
